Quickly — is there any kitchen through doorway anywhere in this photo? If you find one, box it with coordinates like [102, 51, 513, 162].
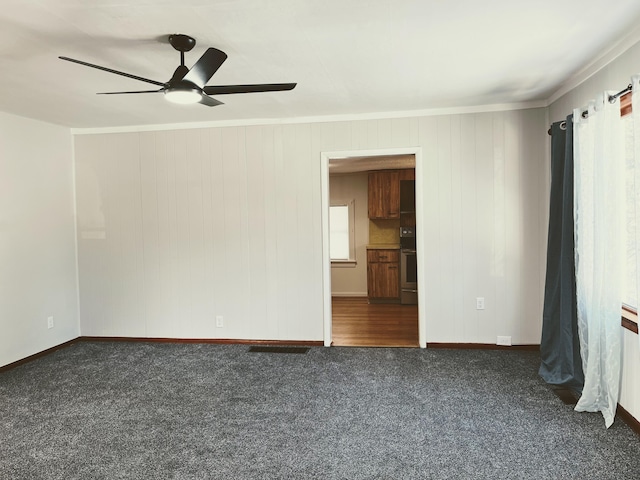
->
[321, 149, 424, 347]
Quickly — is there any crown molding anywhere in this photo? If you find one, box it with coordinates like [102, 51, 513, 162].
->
[70, 100, 547, 135]
[546, 23, 640, 106]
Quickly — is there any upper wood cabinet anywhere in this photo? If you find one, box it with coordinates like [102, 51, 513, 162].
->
[368, 171, 400, 219]
[399, 169, 415, 181]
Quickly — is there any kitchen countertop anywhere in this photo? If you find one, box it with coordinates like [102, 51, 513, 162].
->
[366, 244, 400, 250]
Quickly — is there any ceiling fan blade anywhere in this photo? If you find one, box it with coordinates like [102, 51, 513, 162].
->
[182, 48, 228, 88]
[59, 56, 166, 87]
[203, 83, 297, 95]
[198, 94, 224, 107]
[97, 89, 164, 95]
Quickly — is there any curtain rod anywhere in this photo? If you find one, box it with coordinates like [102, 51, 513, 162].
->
[546, 83, 633, 135]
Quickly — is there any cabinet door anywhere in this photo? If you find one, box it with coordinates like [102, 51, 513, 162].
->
[368, 262, 399, 299]
[368, 171, 400, 219]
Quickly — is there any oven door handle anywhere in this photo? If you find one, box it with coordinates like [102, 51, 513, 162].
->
[401, 249, 416, 254]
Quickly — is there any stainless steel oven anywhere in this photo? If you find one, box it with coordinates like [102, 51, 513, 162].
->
[400, 227, 418, 304]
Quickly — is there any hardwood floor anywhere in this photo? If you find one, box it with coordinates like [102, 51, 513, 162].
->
[331, 296, 419, 347]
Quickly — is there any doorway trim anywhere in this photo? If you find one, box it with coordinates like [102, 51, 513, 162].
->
[321, 147, 426, 348]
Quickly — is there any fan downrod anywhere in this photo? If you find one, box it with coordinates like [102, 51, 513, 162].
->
[168, 34, 196, 52]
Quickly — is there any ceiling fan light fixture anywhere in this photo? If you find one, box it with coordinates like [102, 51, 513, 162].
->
[164, 86, 201, 104]
[59, 34, 296, 108]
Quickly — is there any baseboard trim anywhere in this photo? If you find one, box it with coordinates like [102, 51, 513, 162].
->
[617, 403, 640, 436]
[427, 342, 540, 351]
[79, 336, 324, 347]
[0, 338, 80, 373]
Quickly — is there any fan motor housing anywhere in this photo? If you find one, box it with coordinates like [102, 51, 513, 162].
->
[168, 34, 196, 52]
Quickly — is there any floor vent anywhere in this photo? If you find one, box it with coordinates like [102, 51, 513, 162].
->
[553, 388, 578, 405]
[248, 346, 310, 354]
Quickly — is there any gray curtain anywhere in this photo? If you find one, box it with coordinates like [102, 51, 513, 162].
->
[538, 115, 584, 393]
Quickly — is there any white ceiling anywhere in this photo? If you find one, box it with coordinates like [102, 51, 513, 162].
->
[1, 0, 640, 129]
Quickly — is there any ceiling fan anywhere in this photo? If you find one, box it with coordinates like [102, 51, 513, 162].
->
[59, 34, 296, 107]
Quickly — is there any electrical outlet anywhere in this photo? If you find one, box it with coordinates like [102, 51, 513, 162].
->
[497, 336, 512, 346]
[215, 315, 224, 328]
[476, 297, 485, 310]
[47, 316, 54, 329]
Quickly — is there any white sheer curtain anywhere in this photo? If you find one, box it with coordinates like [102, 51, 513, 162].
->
[573, 92, 625, 428]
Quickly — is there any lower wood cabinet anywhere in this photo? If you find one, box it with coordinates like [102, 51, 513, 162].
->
[367, 249, 400, 301]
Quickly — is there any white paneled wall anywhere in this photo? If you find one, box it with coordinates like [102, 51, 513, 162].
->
[0, 112, 79, 368]
[74, 108, 548, 344]
[621, 328, 640, 422]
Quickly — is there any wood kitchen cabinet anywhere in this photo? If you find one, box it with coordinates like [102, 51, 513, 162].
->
[367, 249, 400, 301]
[368, 171, 400, 219]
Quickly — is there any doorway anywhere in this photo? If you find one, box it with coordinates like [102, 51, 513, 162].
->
[331, 297, 419, 347]
[320, 147, 426, 348]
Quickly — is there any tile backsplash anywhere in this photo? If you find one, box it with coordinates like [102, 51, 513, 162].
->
[369, 219, 400, 245]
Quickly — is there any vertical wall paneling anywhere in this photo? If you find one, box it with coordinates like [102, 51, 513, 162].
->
[273, 125, 291, 339]
[77, 134, 109, 335]
[139, 132, 161, 337]
[391, 118, 412, 147]
[332, 121, 351, 151]
[377, 118, 393, 147]
[473, 113, 496, 343]
[417, 116, 441, 340]
[173, 130, 188, 335]
[186, 129, 208, 336]
[199, 128, 216, 337]
[221, 126, 247, 337]
[208, 127, 226, 336]
[0, 112, 79, 367]
[245, 126, 268, 339]
[74, 108, 547, 345]
[408, 117, 421, 147]
[503, 110, 523, 341]
[295, 124, 321, 338]
[280, 124, 299, 339]
[261, 125, 280, 338]
[492, 112, 507, 339]
[459, 115, 479, 341]
[112, 133, 144, 336]
[449, 115, 464, 341]
[277, 125, 297, 338]
[435, 117, 455, 341]
[310, 123, 326, 320]
[364, 119, 379, 149]
[522, 109, 546, 342]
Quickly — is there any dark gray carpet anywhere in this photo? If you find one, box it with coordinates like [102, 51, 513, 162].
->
[1, 342, 638, 479]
